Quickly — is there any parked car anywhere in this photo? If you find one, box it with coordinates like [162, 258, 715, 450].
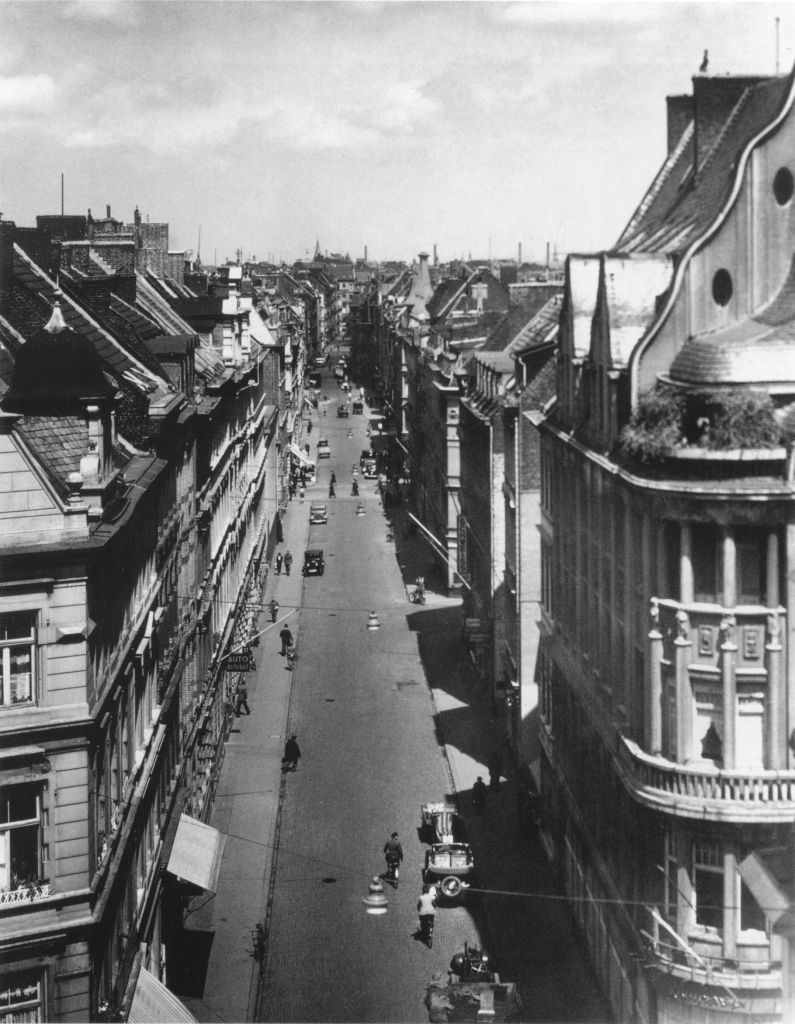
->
[352, 401, 364, 414]
[360, 448, 373, 467]
[302, 549, 325, 576]
[317, 439, 331, 458]
[337, 406, 349, 418]
[423, 843, 476, 902]
[309, 503, 327, 524]
[314, 356, 327, 368]
[362, 457, 377, 479]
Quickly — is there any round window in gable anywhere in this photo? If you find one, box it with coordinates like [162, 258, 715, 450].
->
[712, 269, 733, 306]
[773, 167, 794, 206]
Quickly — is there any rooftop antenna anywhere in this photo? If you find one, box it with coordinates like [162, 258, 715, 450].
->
[61, 172, 64, 216]
[197, 225, 201, 262]
[776, 16, 780, 75]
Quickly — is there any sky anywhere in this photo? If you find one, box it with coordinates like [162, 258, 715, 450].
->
[1, 1, 794, 266]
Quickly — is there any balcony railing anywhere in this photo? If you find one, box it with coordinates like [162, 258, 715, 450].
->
[619, 737, 795, 816]
[0, 883, 51, 906]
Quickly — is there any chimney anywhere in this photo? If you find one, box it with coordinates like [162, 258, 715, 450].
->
[518, 242, 522, 265]
[0, 219, 15, 314]
[433, 244, 438, 266]
[106, 204, 111, 219]
[364, 245, 368, 263]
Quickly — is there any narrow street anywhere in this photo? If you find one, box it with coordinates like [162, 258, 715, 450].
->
[255, 362, 609, 1023]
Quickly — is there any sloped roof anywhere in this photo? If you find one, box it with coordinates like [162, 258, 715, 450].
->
[616, 75, 791, 254]
[507, 294, 563, 358]
[565, 257, 601, 359]
[135, 274, 199, 335]
[15, 414, 89, 498]
[521, 349, 558, 409]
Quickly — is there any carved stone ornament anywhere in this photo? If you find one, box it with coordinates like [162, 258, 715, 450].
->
[767, 613, 781, 644]
[675, 609, 690, 640]
[719, 614, 736, 646]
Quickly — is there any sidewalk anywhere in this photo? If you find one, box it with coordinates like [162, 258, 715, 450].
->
[181, 491, 309, 1023]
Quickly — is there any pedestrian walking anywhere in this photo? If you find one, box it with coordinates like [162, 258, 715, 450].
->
[330, 471, 336, 485]
[417, 885, 437, 948]
[351, 480, 359, 496]
[299, 485, 305, 502]
[235, 681, 250, 716]
[284, 550, 293, 576]
[472, 776, 487, 813]
[282, 734, 301, 771]
[285, 643, 296, 670]
[329, 481, 336, 498]
[288, 480, 296, 500]
[275, 552, 283, 575]
[279, 625, 294, 655]
[383, 832, 403, 888]
[269, 598, 279, 623]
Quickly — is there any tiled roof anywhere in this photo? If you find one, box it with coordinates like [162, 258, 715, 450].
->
[616, 75, 792, 254]
[12, 247, 163, 392]
[507, 295, 562, 358]
[521, 349, 557, 408]
[135, 274, 198, 335]
[15, 414, 89, 498]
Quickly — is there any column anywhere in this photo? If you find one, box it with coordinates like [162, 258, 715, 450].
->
[720, 615, 738, 769]
[649, 599, 664, 755]
[723, 851, 738, 960]
[722, 528, 737, 608]
[766, 612, 784, 769]
[674, 610, 693, 761]
[680, 523, 694, 603]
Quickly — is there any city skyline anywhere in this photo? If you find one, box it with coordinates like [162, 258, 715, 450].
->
[1, 0, 794, 265]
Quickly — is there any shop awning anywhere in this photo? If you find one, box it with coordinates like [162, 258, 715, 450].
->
[166, 814, 226, 892]
[128, 967, 197, 1023]
[289, 443, 314, 467]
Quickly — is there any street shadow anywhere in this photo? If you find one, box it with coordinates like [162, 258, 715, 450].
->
[168, 929, 215, 998]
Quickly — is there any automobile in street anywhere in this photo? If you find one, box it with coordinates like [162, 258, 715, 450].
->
[362, 456, 377, 478]
[333, 366, 345, 380]
[422, 842, 476, 902]
[317, 438, 331, 458]
[359, 448, 373, 467]
[420, 802, 466, 844]
[352, 401, 364, 414]
[314, 356, 327, 368]
[309, 503, 327, 524]
[337, 406, 349, 418]
[302, 549, 325, 576]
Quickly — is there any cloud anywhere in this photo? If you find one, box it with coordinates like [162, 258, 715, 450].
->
[0, 73, 56, 115]
[373, 82, 442, 132]
[60, 0, 137, 25]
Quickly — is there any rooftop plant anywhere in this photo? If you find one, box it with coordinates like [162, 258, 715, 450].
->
[618, 384, 790, 463]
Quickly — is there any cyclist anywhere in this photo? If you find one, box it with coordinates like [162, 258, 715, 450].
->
[383, 831, 403, 888]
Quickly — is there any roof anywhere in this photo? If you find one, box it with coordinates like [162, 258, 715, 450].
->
[669, 251, 795, 386]
[507, 295, 562, 358]
[600, 254, 674, 367]
[616, 75, 792, 254]
[565, 256, 601, 359]
[14, 414, 89, 498]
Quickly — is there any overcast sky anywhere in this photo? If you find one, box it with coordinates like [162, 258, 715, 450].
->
[1, 1, 794, 265]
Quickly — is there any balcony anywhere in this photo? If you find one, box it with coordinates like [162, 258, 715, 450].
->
[618, 737, 795, 821]
[0, 882, 51, 906]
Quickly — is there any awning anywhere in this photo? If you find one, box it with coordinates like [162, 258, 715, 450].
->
[166, 814, 226, 892]
[128, 967, 197, 1024]
[289, 443, 314, 467]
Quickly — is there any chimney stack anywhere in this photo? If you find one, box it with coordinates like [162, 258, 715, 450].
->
[0, 219, 16, 314]
[364, 245, 368, 263]
[106, 204, 111, 219]
[518, 242, 522, 265]
[433, 244, 438, 266]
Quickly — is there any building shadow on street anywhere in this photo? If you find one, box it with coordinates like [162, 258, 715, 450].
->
[168, 929, 215, 998]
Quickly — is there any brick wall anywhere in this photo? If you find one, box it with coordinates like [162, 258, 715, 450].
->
[164, 252, 185, 285]
[90, 242, 135, 275]
[15, 228, 61, 281]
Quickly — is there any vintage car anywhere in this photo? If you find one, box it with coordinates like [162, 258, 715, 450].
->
[362, 457, 378, 479]
[423, 842, 476, 901]
[352, 401, 364, 414]
[309, 503, 327, 525]
[337, 405, 350, 418]
[317, 438, 331, 458]
[302, 549, 325, 576]
[360, 448, 374, 467]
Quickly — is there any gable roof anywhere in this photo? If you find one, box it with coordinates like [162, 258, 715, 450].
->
[507, 294, 563, 358]
[616, 75, 792, 254]
[597, 254, 674, 368]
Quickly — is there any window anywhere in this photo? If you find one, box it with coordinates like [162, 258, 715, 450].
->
[740, 879, 767, 935]
[663, 834, 678, 925]
[0, 785, 42, 893]
[712, 269, 733, 307]
[0, 969, 44, 1022]
[773, 167, 794, 207]
[692, 524, 719, 603]
[694, 840, 723, 933]
[735, 528, 767, 605]
[0, 613, 36, 708]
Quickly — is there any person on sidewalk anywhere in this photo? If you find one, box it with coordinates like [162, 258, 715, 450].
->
[330, 471, 336, 485]
[236, 682, 250, 716]
[417, 884, 437, 948]
[283, 734, 301, 771]
[284, 550, 293, 576]
[383, 832, 403, 888]
[269, 598, 279, 623]
[279, 625, 294, 655]
[472, 776, 487, 813]
[285, 643, 296, 670]
[351, 479, 359, 496]
[329, 481, 336, 498]
[275, 552, 283, 575]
